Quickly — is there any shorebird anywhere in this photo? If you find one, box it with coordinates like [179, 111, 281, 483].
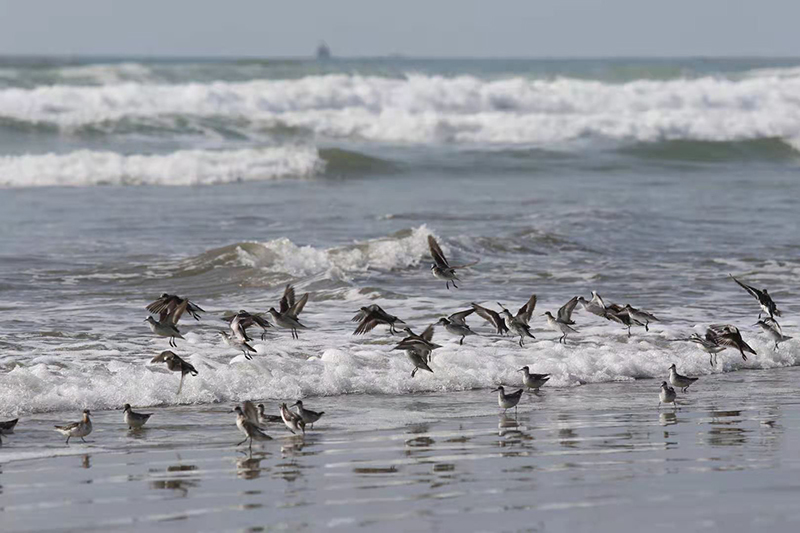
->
[731, 274, 781, 318]
[54, 409, 92, 444]
[605, 304, 643, 336]
[658, 382, 677, 408]
[436, 309, 477, 345]
[624, 304, 659, 331]
[428, 235, 477, 289]
[280, 403, 306, 435]
[517, 366, 550, 390]
[0, 418, 18, 434]
[123, 404, 152, 429]
[496, 294, 538, 346]
[352, 304, 405, 335]
[268, 285, 309, 339]
[492, 386, 524, 414]
[668, 364, 698, 392]
[471, 302, 509, 335]
[145, 299, 188, 347]
[755, 317, 792, 350]
[233, 405, 272, 450]
[707, 324, 756, 361]
[150, 350, 198, 394]
[556, 296, 579, 325]
[689, 332, 727, 367]
[220, 331, 257, 360]
[394, 326, 440, 375]
[578, 291, 608, 318]
[147, 293, 204, 321]
[222, 310, 271, 340]
[257, 404, 283, 425]
[238, 401, 263, 426]
[292, 400, 324, 428]
[544, 310, 577, 344]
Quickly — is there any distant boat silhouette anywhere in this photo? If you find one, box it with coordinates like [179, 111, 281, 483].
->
[316, 41, 331, 60]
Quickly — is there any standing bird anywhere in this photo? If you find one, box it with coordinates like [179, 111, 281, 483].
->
[689, 332, 727, 367]
[0, 418, 19, 434]
[233, 405, 272, 450]
[730, 274, 781, 318]
[707, 324, 756, 361]
[471, 302, 509, 336]
[147, 294, 205, 321]
[54, 409, 92, 444]
[578, 291, 608, 318]
[658, 382, 677, 408]
[624, 304, 659, 331]
[280, 403, 306, 435]
[517, 366, 550, 390]
[145, 299, 188, 347]
[668, 364, 698, 392]
[755, 318, 792, 350]
[268, 284, 309, 339]
[257, 404, 283, 425]
[544, 311, 577, 344]
[436, 309, 477, 345]
[352, 304, 405, 335]
[123, 404, 152, 429]
[222, 310, 271, 340]
[492, 386, 524, 414]
[291, 400, 324, 428]
[427, 235, 477, 289]
[220, 331, 257, 360]
[150, 350, 198, 395]
[497, 294, 538, 346]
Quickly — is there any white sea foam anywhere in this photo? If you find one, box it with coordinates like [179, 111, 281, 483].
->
[0, 146, 324, 187]
[2, 72, 800, 146]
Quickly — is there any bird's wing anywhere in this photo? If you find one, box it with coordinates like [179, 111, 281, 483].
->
[471, 303, 501, 327]
[168, 299, 189, 325]
[420, 324, 435, 342]
[557, 296, 579, 323]
[351, 308, 369, 322]
[450, 259, 479, 269]
[290, 292, 309, 317]
[251, 315, 271, 329]
[146, 295, 176, 316]
[427, 235, 450, 268]
[515, 294, 537, 324]
[55, 421, 80, 431]
[354, 317, 381, 335]
[241, 401, 260, 425]
[150, 350, 175, 363]
[448, 308, 474, 325]
[763, 317, 783, 335]
[730, 275, 761, 300]
[279, 285, 296, 315]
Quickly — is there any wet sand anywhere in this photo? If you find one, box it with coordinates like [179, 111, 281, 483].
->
[2, 367, 800, 532]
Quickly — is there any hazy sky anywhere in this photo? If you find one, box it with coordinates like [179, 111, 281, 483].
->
[1, 0, 798, 58]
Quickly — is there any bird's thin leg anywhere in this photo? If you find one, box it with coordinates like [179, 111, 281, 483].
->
[177, 374, 185, 396]
[81, 437, 87, 443]
[411, 368, 417, 378]
[645, 322, 649, 332]
[65, 436, 70, 444]
[518, 338, 523, 347]
[237, 438, 248, 446]
[453, 281, 458, 289]
[627, 326, 632, 337]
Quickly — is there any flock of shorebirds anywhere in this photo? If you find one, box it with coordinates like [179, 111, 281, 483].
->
[0, 236, 789, 449]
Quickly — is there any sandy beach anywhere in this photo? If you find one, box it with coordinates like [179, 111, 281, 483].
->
[3, 366, 800, 532]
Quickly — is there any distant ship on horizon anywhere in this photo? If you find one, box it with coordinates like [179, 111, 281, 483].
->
[316, 41, 331, 60]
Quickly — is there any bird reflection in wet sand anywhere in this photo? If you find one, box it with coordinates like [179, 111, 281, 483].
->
[150, 462, 199, 497]
[659, 412, 678, 426]
[498, 413, 522, 437]
[80, 454, 91, 469]
[236, 454, 266, 479]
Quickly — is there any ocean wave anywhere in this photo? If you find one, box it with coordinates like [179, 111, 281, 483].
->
[0, 146, 324, 187]
[2, 73, 800, 147]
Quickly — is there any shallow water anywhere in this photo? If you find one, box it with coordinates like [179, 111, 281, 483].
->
[3, 367, 800, 532]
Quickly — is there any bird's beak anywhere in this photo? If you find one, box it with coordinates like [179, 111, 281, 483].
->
[491, 387, 500, 392]
[516, 368, 524, 372]
[290, 401, 299, 407]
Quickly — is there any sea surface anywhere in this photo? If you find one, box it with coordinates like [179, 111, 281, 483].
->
[1, 56, 800, 531]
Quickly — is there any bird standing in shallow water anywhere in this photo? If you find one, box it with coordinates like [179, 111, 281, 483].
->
[233, 405, 272, 451]
[658, 382, 677, 409]
[668, 364, 698, 392]
[518, 366, 550, 390]
[688, 332, 727, 367]
[544, 310, 577, 344]
[54, 409, 92, 444]
[292, 400, 324, 428]
[123, 404, 152, 429]
[492, 386, 524, 414]
[624, 304, 659, 331]
[280, 403, 306, 435]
